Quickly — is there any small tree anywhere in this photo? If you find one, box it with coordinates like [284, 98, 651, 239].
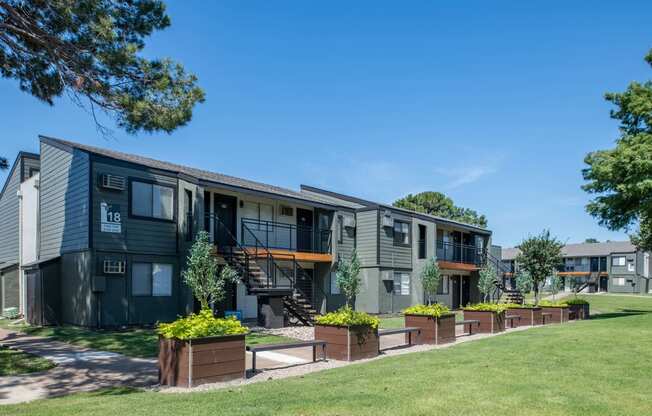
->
[515, 230, 564, 305]
[336, 249, 362, 308]
[183, 231, 239, 310]
[515, 270, 533, 295]
[478, 263, 497, 303]
[549, 271, 564, 300]
[420, 257, 442, 305]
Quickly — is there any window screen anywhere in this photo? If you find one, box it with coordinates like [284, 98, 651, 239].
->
[152, 264, 173, 296]
[393, 272, 410, 295]
[132, 263, 152, 296]
[393, 221, 410, 246]
[437, 275, 450, 295]
[330, 272, 340, 295]
[153, 185, 174, 220]
[131, 181, 174, 220]
[132, 181, 153, 217]
[612, 256, 626, 266]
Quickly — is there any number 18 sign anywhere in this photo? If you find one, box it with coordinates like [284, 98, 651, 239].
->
[101, 202, 122, 233]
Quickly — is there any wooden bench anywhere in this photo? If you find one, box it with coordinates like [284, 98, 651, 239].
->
[541, 312, 552, 325]
[378, 327, 421, 349]
[246, 340, 327, 372]
[505, 314, 521, 328]
[456, 319, 480, 335]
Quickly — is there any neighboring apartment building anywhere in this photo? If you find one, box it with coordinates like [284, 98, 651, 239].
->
[501, 241, 652, 295]
[0, 136, 496, 328]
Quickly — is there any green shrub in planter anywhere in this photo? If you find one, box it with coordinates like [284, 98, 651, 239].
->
[403, 304, 453, 318]
[538, 300, 568, 307]
[565, 298, 589, 305]
[157, 309, 248, 340]
[463, 303, 508, 313]
[315, 307, 380, 329]
[505, 303, 538, 309]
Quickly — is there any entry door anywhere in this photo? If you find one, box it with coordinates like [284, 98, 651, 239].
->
[452, 276, 461, 309]
[102, 277, 128, 327]
[600, 276, 609, 292]
[461, 277, 470, 306]
[213, 194, 237, 248]
[296, 208, 313, 252]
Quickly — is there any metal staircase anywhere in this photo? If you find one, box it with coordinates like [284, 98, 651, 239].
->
[484, 252, 525, 304]
[208, 213, 322, 326]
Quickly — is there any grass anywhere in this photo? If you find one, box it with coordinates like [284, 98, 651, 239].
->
[0, 346, 55, 376]
[7, 294, 652, 415]
[0, 320, 297, 358]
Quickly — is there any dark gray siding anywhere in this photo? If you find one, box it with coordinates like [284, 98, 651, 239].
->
[39, 142, 90, 260]
[356, 210, 378, 267]
[60, 251, 95, 326]
[335, 211, 356, 262]
[92, 161, 178, 255]
[379, 211, 412, 269]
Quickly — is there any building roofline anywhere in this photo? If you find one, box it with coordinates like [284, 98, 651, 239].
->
[0, 151, 40, 201]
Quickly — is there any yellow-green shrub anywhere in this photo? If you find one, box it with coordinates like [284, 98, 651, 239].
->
[157, 309, 248, 340]
[538, 300, 569, 307]
[315, 307, 380, 329]
[463, 303, 508, 313]
[403, 303, 453, 318]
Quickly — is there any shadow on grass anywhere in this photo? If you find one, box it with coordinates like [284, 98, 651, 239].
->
[589, 311, 649, 320]
[80, 387, 142, 398]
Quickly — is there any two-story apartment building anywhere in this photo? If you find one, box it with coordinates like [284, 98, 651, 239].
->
[0, 136, 496, 328]
[501, 241, 651, 295]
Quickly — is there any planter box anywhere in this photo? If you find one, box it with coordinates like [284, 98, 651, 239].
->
[507, 307, 542, 326]
[404, 314, 456, 345]
[314, 324, 379, 361]
[158, 334, 246, 387]
[541, 306, 569, 324]
[568, 304, 590, 320]
[463, 310, 505, 333]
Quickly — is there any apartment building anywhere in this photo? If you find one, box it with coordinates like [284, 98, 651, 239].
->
[501, 241, 651, 295]
[0, 136, 496, 328]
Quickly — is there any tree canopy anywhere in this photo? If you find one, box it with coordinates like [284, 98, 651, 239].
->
[419, 256, 442, 305]
[515, 230, 564, 305]
[0, 0, 205, 142]
[336, 249, 362, 308]
[393, 191, 488, 228]
[583, 49, 652, 251]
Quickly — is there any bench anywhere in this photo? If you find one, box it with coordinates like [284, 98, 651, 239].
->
[541, 312, 552, 325]
[378, 327, 421, 348]
[246, 340, 327, 373]
[505, 314, 521, 328]
[456, 319, 480, 335]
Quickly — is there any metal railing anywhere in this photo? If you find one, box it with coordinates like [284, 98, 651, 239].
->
[241, 218, 331, 254]
[435, 240, 484, 265]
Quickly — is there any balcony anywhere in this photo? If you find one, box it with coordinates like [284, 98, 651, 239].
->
[436, 240, 484, 266]
[241, 218, 332, 255]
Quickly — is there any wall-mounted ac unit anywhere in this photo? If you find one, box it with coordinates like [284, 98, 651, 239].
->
[381, 211, 394, 227]
[103, 260, 126, 275]
[343, 216, 356, 228]
[100, 174, 126, 191]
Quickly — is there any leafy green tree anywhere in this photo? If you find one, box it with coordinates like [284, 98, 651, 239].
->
[336, 249, 362, 308]
[515, 230, 564, 305]
[583, 49, 652, 251]
[0, 0, 204, 144]
[420, 256, 442, 304]
[549, 271, 564, 301]
[183, 231, 239, 310]
[515, 270, 533, 295]
[477, 263, 497, 302]
[393, 191, 488, 228]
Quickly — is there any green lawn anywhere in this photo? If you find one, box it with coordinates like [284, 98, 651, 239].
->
[0, 320, 296, 358]
[0, 346, 55, 376]
[6, 294, 651, 415]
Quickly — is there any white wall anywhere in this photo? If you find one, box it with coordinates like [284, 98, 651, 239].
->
[18, 173, 39, 314]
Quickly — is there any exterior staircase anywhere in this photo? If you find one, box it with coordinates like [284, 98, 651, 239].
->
[484, 252, 525, 304]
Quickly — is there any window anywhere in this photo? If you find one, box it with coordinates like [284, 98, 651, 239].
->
[132, 262, 173, 296]
[28, 168, 39, 178]
[393, 272, 410, 295]
[280, 205, 294, 217]
[437, 275, 450, 295]
[337, 215, 344, 244]
[627, 259, 635, 272]
[330, 272, 340, 295]
[242, 201, 274, 227]
[418, 224, 427, 259]
[393, 220, 410, 246]
[131, 181, 174, 220]
[184, 190, 193, 241]
[612, 256, 626, 267]
[103, 260, 126, 275]
[613, 277, 626, 286]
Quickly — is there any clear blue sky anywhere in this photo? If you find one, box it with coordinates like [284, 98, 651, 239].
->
[2, 1, 651, 247]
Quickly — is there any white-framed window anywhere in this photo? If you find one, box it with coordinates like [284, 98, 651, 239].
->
[242, 201, 274, 224]
[330, 272, 340, 295]
[131, 181, 174, 220]
[612, 256, 626, 267]
[437, 275, 450, 295]
[393, 272, 410, 295]
[613, 277, 626, 286]
[627, 259, 635, 272]
[393, 221, 410, 246]
[132, 263, 173, 296]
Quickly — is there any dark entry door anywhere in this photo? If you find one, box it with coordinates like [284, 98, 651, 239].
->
[461, 277, 470, 306]
[102, 277, 127, 327]
[600, 276, 608, 292]
[214, 194, 237, 248]
[452, 276, 461, 309]
[296, 208, 313, 252]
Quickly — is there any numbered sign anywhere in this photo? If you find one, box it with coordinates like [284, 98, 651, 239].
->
[101, 202, 122, 233]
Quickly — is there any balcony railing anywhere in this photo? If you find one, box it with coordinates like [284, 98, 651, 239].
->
[241, 218, 332, 254]
[436, 240, 484, 266]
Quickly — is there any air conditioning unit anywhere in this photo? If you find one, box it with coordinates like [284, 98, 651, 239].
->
[100, 174, 126, 191]
[381, 211, 393, 227]
[103, 260, 126, 275]
[343, 216, 356, 228]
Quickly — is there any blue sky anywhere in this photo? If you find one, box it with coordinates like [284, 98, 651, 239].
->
[2, 1, 651, 247]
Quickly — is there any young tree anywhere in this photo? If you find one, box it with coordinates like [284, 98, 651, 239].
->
[393, 191, 488, 228]
[0, 0, 204, 142]
[515, 230, 564, 305]
[477, 263, 497, 303]
[336, 249, 362, 308]
[183, 231, 239, 310]
[420, 257, 442, 305]
[583, 49, 652, 251]
[549, 271, 564, 301]
[515, 270, 533, 295]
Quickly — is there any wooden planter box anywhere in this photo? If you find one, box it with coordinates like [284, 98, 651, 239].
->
[404, 314, 456, 345]
[541, 306, 569, 324]
[463, 310, 505, 333]
[568, 304, 590, 320]
[158, 334, 246, 387]
[507, 307, 542, 326]
[314, 324, 379, 361]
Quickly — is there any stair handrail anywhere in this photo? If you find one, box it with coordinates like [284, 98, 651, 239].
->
[207, 213, 252, 288]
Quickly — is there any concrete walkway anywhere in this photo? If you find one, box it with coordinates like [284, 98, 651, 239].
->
[0, 328, 157, 405]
